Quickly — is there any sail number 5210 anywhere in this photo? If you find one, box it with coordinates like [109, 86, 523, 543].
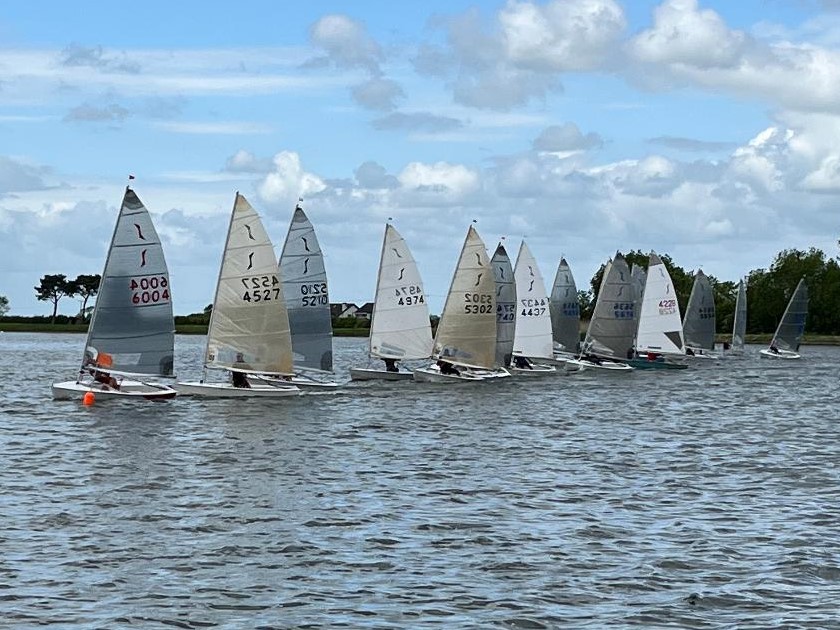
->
[301, 282, 328, 307]
[464, 293, 493, 314]
[130, 275, 170, 305]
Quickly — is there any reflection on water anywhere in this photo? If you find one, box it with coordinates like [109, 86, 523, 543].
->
[1, 333, 839, 627]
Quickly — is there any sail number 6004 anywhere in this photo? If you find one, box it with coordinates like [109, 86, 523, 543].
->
[130, 275, 170, 305]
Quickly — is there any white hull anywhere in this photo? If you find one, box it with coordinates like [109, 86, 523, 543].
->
[565, 358, 633, 373]
[349, 367, 414, 382]
[251, 374, 339, 390]
[52, 379, 177, 401]
[759, 348, 801, 360]
[413, 364, 490, 384]
[176, 381, 300, 397]
[510, 363, 557, 376]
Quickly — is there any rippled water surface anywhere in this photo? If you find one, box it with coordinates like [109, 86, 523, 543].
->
[2, 333, 840, 628]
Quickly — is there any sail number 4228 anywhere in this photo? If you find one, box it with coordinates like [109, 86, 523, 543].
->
[130, 275, 170, 305]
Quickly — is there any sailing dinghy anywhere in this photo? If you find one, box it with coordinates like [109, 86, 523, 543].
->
[491, 243, 515, 371]
[177, 194, 300, 398]
[728, 279, 747, 355]
[565, 253, 634, 373]
[549, 257, 581, 364]
[271, 203, 338, 389]
[759, 277, 808, 360]
[414, 225, 509, 383]
[682, 270, 717, 358]
[349, 223, 433, 381]
[52, 186, 177, 400]
[510, 241, 555, 375]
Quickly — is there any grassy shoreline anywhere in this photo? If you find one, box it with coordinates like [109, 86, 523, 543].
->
[1, 322, 839, 345]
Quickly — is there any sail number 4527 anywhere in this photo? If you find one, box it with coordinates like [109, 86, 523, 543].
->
[130, 275, 170, 305]
[242, 274, 281, 302]
[464, 293, 493, 314]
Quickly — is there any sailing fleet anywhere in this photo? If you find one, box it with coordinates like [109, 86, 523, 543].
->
[51, 186, 811, 400]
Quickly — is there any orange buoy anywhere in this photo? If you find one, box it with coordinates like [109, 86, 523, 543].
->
[82, 391, 95, 406]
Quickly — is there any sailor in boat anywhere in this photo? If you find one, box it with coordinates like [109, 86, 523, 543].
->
[92, 369, 120, 390]
[513, 355, 533, 369]
[685, 347, 696, 356]
[769, 344, 780, 355]
[437, 359, 460, 376]
[583, 353, 602, 365]
[383, 358, 399, 373]
[231, 371, 250, 388]
[723, 341, 731, 350]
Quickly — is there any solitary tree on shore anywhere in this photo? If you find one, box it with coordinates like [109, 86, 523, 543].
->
[69, 274, 101, 321]
[0, 295, 8, 317]
[34, 274, 72, 323]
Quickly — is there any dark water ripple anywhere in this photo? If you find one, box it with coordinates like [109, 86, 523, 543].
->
[1, 333, 840, 628]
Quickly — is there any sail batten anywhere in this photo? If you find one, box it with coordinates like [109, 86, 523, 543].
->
[82, 187, 175, 377]
[278, 205, 333, 372]
[433, 226, 497, 370]
[368, 224, 433, 360]
[513, 241, 553, 359]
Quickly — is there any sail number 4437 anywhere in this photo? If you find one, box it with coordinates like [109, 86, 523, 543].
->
[130, 275, 170, 305]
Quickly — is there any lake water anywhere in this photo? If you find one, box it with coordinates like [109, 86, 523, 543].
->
[2, 333, 839, 628]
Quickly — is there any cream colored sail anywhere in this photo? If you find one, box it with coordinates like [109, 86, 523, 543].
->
[433, 225, 496, 369]
[204, 193, 293, 375]
[513, 241, 553, 359]
[368, 223, 433, 360]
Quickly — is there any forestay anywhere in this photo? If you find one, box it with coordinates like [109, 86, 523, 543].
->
[583, 253, 635, 358]
[771, 278, 808, 351]
[433, 226, 496, 370]
[682, 270, 716, 350]
[204, 193, 293, 376]
[83, 187, 174, 377]
[549, 257, 580, 353]
[368, 224, 433, 360]
[491, 243, 515, 368]
[636, 252, 685, 355]
[279, 205, 333, 371]
[732, 279, 747, 349]
[513, 241, 553, 359]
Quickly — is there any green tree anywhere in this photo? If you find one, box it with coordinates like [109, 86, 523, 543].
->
[68, 274, 101, 321]
[34, 274, 72, 324]
[0, 295, 8, 317]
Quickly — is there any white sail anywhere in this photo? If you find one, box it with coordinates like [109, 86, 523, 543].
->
[279, 204, 333, 371]
[368, 224, 433, 360]
[513, 241, 553, 359]
[732, 279, 747, 349]
[549, 258, 580, 353]
[770, 277, 808, 351]
[204, 193, 293, 375]
[682, 270, 716, 351]
[636, 252, 685, 355]
[583, 254, 636, 358]
[83, 187, 174, 377]
[491, 243, 515, 368]
[433, 225, 496, 369]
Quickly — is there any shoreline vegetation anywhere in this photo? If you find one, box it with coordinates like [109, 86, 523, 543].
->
[2, 321, 838, 345]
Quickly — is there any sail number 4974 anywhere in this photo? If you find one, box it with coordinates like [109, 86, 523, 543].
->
[130, 275, 170, 305]
[464, 293, 493, 314]
[395, 285, 424, 306]
[242, 274, 281, 302]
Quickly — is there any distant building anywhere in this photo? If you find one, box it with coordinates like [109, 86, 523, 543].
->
[330, 302, 358, 319]
[355, 302, 374, 320]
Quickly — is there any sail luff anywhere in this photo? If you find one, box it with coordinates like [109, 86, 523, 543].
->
[367, 223, 390, 356]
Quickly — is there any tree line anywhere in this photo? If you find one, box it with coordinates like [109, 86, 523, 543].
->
[33, 274, 101, 323]
[585, 247, 840, 336]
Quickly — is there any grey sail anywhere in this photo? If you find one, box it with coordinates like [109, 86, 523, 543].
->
[83, 187, 174, 376]
[732, 280, 747, 349]
[771, 277, 808, 351]
[549, 257, 580, 353]
[682, 270, 716, 350]
[630, 264, 646, 318]
[278, 204, 333, 371]
[491, 244, 515, 368]
[583, 253, 635, 358]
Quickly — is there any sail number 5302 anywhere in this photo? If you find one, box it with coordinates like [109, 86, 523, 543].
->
[130, 275, 170, 305]
[242, 274, 281, 303]
[464, 293, 493, 314]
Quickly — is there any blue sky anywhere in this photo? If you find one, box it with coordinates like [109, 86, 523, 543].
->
[2, 0, 840, 315]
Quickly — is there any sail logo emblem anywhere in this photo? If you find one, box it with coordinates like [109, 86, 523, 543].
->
[301, 237, 311, 252]
[134, 224, 146, 240]
[140, 249, 147, 267]
[392, 248, 402, 259]
[245, 225, 255, 241]
[247, 252, 254, 270]
[303, 257, 309, 274]
[397, 268, 404, 280]
[475, 273, 483, 286]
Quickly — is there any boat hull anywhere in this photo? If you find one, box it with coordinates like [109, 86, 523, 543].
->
[759, 348, 801, 360]
[564, 359, 633, 373]
[510, 363, 557, 376]
[413, 364, 489, 383]
[626, 358, 688, 370]
[52, 380, 177, 401]
[251, 374, 340, 390]
[349, 368, 414, 381]
[176, 382, 300, 397]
